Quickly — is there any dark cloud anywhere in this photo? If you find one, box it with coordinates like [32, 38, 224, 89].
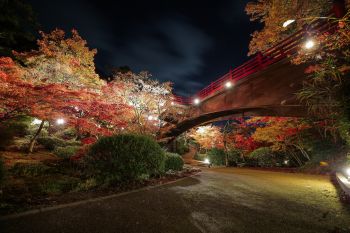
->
[108, 17, 212, 96]
[27, 0, 259, 96]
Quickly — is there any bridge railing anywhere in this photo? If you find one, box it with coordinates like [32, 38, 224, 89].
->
[174, 15, 338, 105]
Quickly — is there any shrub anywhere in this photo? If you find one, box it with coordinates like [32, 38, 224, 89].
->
[194, 153, 206, 161]
[0, 159, 5, 186]
[37, 136, 80, 151]
[227, 148, 242, 166]
[175, 138, 189, 155]
[249, 147, 275, 167]
[207, 148, 226, 166]
[75, 178, 98, 191]
[85, 134, 165, 183]
[0, 118, 29, 149]
[40, 176, 80, 194]
[165, 152, 184, 171]
[54, 146, 81, 159]
[10, 163, 51, 177]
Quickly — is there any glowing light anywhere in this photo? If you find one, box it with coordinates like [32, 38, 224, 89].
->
[197, 127, 206, 134]
[225, 81, 232, 88]
[204, 158, 210, 164]
[284, 160, 289, 165]
[283, 19, 295, 28]
[193, 98, 200, 105]
[171, 101, 175, 106]
[147, 115, 153, 121]
[31, 118, 42, 125]
[346, 168, 350, 176]
[121, 127, 125, 130]
[74, 106, 79, 111]
[56, 118, 65, 125]
[304, 40, 315, 49]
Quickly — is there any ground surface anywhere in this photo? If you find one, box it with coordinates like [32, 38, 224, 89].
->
[1, 168, 350, 233]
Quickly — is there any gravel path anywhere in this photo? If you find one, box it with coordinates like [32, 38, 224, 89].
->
[1, 168, 350, 233]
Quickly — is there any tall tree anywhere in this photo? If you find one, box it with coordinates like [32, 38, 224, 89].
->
[245, 0, 332, 55]
[0, 0, 39, 57]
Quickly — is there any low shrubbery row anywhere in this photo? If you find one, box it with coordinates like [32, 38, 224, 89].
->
[37, 136, 81, 151]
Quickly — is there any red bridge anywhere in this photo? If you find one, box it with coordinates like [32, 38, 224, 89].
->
[160, 15, 338, 140]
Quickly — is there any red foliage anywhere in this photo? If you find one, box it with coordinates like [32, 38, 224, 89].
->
[81, 137, 97, 145]
[233, 134, 260, 152]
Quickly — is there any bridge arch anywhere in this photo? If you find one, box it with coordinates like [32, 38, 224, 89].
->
[160, 105, 308, 140]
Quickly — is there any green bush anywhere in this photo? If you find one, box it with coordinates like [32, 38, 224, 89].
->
[165, 152, 184, 171]
[37, 136, 80, 151]
[194, 153, 206, 161]
[0, 117, 29, 149]
[40, 176, 80, 194]
[75, 178, 98, 191]
[249, 147, 275, 167]
[227, 148, 242, 166]
[54, 146, 80, 159]
[175, 138, 189, 155]
[0, 159, 5, 186]
[10, 163, 51, 177]
[208, 148, 226, 166]
[85, 134, 166, 183]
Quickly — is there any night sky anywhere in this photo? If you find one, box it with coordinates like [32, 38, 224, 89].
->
[27, 0, 260, 96]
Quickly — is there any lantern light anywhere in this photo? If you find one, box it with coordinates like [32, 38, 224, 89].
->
[194, 98, 200, 105]
[56, 118, 65, 125]
[31, 118, 42, 125]
[225, 81, 232, 89]
[283, 19, 295, 28]
[304, 40, 315, 49]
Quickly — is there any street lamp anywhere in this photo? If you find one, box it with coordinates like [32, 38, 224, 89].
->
[283, 19, 296, 28]
[225, 81, 233, 89]
[193, 98, 200, 105]
[304, 39, 315, 49]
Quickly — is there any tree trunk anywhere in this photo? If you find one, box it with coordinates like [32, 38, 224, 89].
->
[28, 120, 45, 153]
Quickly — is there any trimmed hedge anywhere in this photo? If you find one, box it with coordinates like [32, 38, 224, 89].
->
[207, 148, 226, 166]
[54, 146, 81, 159]
[37, 136, 80, 151]
[194, 153, 206, 161]
[86, 134, 165, 183]
[227, 148, 242, 166]
[165, 152, 184, 171]
[249, 147, 275, 167]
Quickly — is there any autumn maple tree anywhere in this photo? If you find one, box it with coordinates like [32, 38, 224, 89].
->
[189, 125, 224, 151]
[111, 70, 175, 135]
[245, 0, 333, 55]
[0, 29, 132, 152]
[252, 117, 311, 165]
